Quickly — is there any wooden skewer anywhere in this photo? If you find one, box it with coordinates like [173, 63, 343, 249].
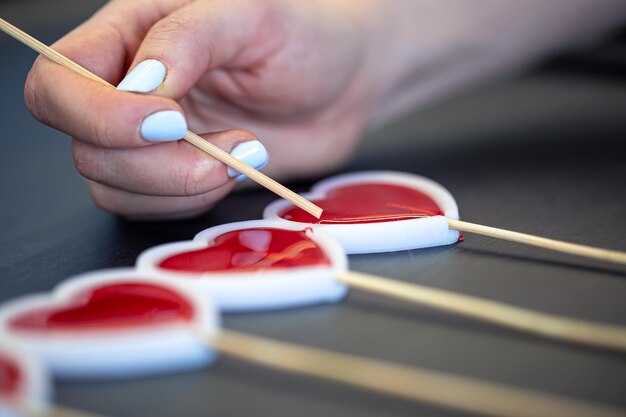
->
[0, 18, 322, 219]
[207, 329, 624, 417]
[337, 270, 626, 352]
[14, 328, 624, 417]
[448, 219, 626, 265]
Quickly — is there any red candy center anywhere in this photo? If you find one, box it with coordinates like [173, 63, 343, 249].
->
[159, 228, 331, 273]
[0, 354, 21, 400]
[279, 183, 444, 224]
[9, 283, 194, 333]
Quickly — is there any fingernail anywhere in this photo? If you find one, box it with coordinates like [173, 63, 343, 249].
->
[117, 59, 167, 93]
[227, 140, 269, 181]
[141, 110, 187, 142]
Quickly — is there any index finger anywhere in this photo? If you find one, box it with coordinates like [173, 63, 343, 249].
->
[24, 0, 192, 147]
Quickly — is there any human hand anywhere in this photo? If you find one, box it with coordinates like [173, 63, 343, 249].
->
[25, 0, 377, 219]
[26, 0, 625, 219]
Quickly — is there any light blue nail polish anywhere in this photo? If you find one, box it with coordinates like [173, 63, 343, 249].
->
[141, 110, 187, 141]
[117, 59, 167, 93]
[235, 158, 269, 182]
[227, 140, 269, 181]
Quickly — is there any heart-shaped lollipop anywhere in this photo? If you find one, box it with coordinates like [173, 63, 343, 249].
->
[136, 217, 626, 353]
[0, 270, 218, 379]
[0, 346, 48, 417]
[265, 171, 626, 265]
[264, 171, 460, 254]
[137, 220, 348, 312]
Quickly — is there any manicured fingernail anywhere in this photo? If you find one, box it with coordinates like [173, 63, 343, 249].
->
[141, 110, 187, 142]
[117, 59, 166, 93]
[227, 140, 269, 181]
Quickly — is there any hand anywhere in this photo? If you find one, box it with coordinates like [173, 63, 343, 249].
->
[26, 0, 625, 219]
[25, 0, 377, 219]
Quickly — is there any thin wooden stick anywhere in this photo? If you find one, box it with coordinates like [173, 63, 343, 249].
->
[207, 329, 623, 417]
[337, 270, 626, 352]
[0, 18, 322, 219]
[448, 219, 626, 265]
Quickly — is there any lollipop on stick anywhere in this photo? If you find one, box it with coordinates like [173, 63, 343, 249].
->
[0, 345, 108, 417]
[1, 270, 623, 417]
[264, 171, 626, 264]
[138, 220, 626, 352]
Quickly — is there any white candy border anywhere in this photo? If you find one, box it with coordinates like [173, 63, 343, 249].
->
[263, 171, 460, 254]
[137, 220, 348, 312]
[0, 344, 49, 417]
[0, 269, 219, 380]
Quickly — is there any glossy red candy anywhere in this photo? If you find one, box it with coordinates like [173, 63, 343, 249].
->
[0, 353, 21, 400]
[8, 283, 194, 332]
[279, 183, 444, 224]
[159, 228, 331, 273]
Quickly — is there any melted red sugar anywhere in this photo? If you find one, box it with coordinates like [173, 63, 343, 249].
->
[280, 183, 444, 224]
[159, 228, 331, 273]
[9, 283, 194, 332]
[0, 354, 21, 400]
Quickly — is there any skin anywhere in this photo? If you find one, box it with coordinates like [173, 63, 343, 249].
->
[24, 0, 626, 219]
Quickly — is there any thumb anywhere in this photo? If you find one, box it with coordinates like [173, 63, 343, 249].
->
[116, 0, 274, 100]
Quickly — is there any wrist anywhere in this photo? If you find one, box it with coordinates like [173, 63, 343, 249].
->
[361, 0, 626, 130]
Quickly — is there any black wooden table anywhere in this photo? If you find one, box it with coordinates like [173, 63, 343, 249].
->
[1, 2, 625, 416]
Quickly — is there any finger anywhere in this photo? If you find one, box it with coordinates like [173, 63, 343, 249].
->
[87, 180, 234, 220]
[117, 0, 275, 100]
[72, 130, 269, 196]
[24, 0, 192, 147]
[26, 63, 188, 147]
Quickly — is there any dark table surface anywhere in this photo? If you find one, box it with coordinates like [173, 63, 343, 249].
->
[1, 2, 625, 416]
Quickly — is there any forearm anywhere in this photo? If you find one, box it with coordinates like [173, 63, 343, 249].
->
[364, 0, 626, 128]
